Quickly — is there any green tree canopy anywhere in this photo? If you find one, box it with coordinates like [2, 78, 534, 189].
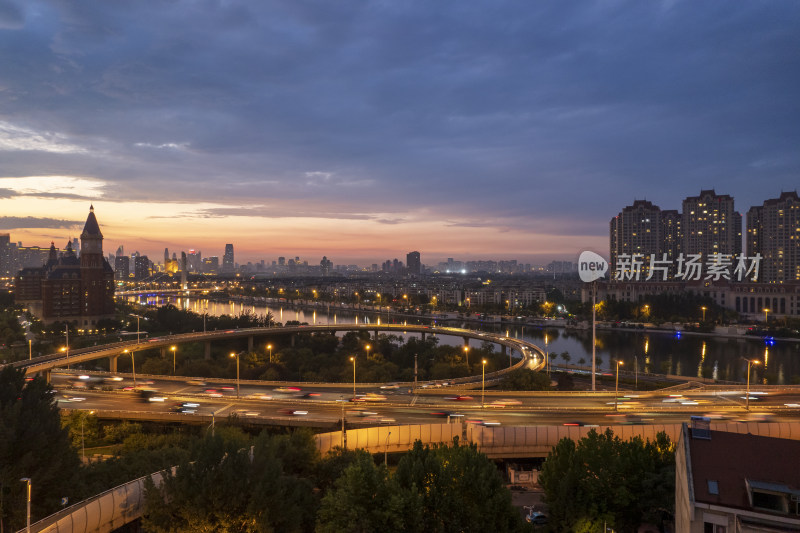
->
[0, 366, 81, 531]
[538, 428, 675, 532]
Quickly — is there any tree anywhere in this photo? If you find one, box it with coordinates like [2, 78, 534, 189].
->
[499, 368, 551, 391]
[143, 430, 318, 533]
[560, 351, 571, 366]
[393, 440, 522, 533]
[539, 429, 674, 532]
[0, 367, 81, 531]
[316, 453, 409, 533]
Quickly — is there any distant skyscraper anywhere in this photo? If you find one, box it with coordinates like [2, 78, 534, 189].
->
[747, 191, 800, 283]
[114, 255, 130, 280]
[134, 255, 151, 280]
[406, 251, 421, 275]
[320, 256, 332, 276]
[223, 244, 234, 273]
[682, 190, 741, 259]
[0, 233, 11, 278]
[164, 247, 169, 264]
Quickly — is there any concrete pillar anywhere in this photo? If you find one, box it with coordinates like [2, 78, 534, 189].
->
[375, 330, 379, 342]
[160, 347, 166, 358]
[291, 334, 296, 347]
[43, 369, 51, 384]
[247, 336, 254, 352]
[501, 345, 507, 356]
[109, 355, 118, 373]
[205, 341, 211, 360]
[421, 332, 426, 341]
[463, 337, 470, 348]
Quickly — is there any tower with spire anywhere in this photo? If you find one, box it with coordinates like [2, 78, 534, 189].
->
[79, 205, 115, 323]
[17, 206, 115, 325]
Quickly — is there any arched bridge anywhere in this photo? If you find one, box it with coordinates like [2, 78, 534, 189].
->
[7, 324, 543, 382]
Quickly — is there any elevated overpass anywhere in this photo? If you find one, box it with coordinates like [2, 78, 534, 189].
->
[7, 324, 543, 382]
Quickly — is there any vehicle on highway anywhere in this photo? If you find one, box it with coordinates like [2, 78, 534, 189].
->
[186, 380, 206, 386]
[296, 392, 321, 399]
[274, 386, 301, 393]
[60, 394, 86, 402]
[173, 402, 200, 414]
[278, 409, 308, 416]
[445, 395, 473, 401]
[430, 411, 464, 419]
[488, 399, 522, 408]
[246, 393, 273, 400]
[380, 383, 400, 389]
[364, 393, 387, 401]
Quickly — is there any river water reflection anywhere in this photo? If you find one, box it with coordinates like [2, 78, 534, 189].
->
[133, 296, 800, 385]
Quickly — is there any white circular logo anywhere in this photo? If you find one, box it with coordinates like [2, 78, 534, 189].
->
[578, 251, 608, 282]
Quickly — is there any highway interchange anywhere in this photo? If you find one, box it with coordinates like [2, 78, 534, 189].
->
[54, 371, 800, 428]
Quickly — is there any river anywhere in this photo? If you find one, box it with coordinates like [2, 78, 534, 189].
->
[130, 295, 800, 385]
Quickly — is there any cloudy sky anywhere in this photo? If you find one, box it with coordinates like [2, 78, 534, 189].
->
[1, 1, 798, 266]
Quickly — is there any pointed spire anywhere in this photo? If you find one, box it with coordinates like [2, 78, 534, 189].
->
[81, 205, 103, 238]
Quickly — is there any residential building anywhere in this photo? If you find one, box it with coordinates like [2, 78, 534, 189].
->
[682, 190, 742, 259]
[747, 191, 800, 284]
[676, 422, 800, 532]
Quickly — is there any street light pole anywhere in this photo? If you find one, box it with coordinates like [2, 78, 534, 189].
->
[124, 349, 136, 389]
[170, 346, 177, 374]
[350, 356, 356, 399]
[267, 344, 273, 363]
[29, 338, 32, 360]
[701, 306, 707, 322]
[763, 308, 770, 325]
[481, 359, 487, 408]
[615, 361, 624, 411]
[463, 346, 469, 368]
[20, 477, 31, 533]
[544, 333, 549, 376]
[365, 344, 371, 359]
[744, 358, 760, 411]
[384, 431, 392, 466]
[65, 325, 70, 369]
[230, 352, 240, 398]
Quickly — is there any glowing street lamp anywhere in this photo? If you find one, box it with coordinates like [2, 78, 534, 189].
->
[267, 344, 273, 363]
[743, 358, 760, 410]
[230, 352, 240, 398]
[701, 306, 707, 322]
[463, 345, 469, 367]
[170, 346, 177, 374]
[481, 359, 487, 407]
[123, 349, 136, 389]
[350, 356, 356, 398]
[20, 477, 31, 533]
[365, 344, 371, 359]
[614, 361, 624, 411]
[763, 308, 770, 325]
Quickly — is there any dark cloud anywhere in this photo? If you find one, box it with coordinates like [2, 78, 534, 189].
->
[1, 0, 798, 237]
[0, 216, 80, 230]
[0, 0, 23, 30]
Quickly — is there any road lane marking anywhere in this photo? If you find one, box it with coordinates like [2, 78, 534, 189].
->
[410, 396, 418, 406]
[214, 403, 235, 415]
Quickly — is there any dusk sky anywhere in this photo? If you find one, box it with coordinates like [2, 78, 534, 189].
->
[1, 1, 798, 266]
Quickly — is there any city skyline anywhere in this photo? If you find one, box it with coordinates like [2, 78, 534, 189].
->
[1, 2, 798, 264]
